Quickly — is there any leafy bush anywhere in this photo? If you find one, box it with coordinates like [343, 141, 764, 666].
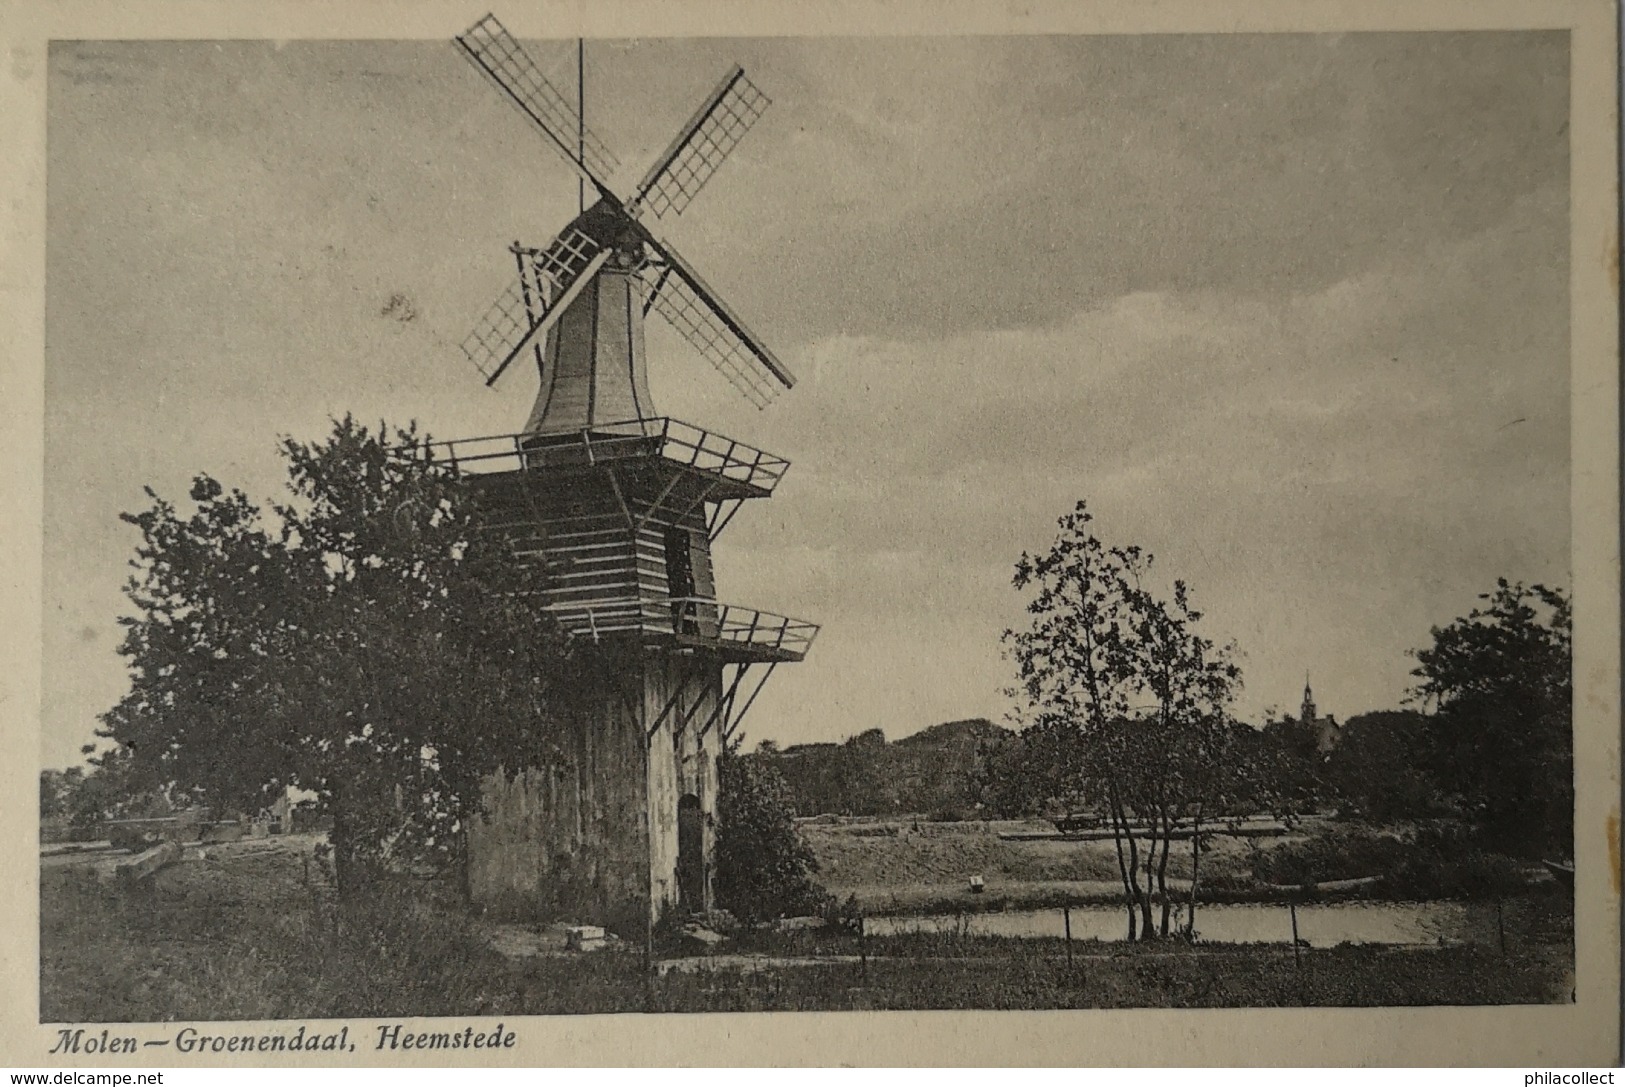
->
[1253, 823, 1532, 900]
[714, 753, 829, 924]
[1381, 825, 1531, 899]
[107, 825, 160, 854]
[1383, 849, 1528, 899]
[821, 893, 864, 935]
[1253, 827, 1407, 885]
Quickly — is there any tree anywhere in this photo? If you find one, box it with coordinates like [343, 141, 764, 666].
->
[1003, 500, 1242, 939]
[972, 727, 1054, 818]
[1323, 710, 1444, 822]
[1257, 713, 1329, 813]
[1121, 576, 1244, 937]
[714, 748, 827, 923]
[39, 769, 82, 822]
[831, 728, 899, 814]
[975, 713, 1082, 820]
[41, 764, 121, 828]
[97, 417, 577, 895]
[1410, 579, 1572, 857]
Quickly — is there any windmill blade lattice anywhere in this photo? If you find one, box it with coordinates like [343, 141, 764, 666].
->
[643, 249, 792, 408]
[633, 68, 771, 221]
[453, 13, 794, 414]
[462, 227, 608, 385]
[456, 14, 622, 188]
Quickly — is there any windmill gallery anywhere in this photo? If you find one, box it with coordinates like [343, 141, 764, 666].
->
[432, 15, 818, 933]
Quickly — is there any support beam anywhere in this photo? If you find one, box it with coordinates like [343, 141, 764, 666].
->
[602, 466, 636, 532]
[669, 478, 720, 530]
[709, 498, 744, 542]
[672, 665, 714, 740]
[696, 662, 749, 740]
[722, 661, 777, 747]
[718, 672, 743, 746]
[631, 469, 685, 535]
[645, 667, 691, 742]
[646, 659, 706, 742]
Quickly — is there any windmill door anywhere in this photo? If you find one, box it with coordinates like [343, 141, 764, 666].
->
[664, 526, 699, 635]
[677, 793, 705, 914]
[663, 525, 696, 599]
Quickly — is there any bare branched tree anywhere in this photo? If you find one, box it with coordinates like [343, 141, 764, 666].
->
[1004, 500, 1242, 939]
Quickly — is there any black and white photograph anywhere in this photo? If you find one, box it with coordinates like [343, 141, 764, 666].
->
[8, 0, 1619, 1066]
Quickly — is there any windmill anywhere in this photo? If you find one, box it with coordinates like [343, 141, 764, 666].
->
[454, 13, 792, 437]
[435, 15, 817, 933]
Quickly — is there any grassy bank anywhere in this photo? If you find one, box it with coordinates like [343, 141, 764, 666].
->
[649, 940, 1573, 1011]
[806, 817, 1249, 914]
[803, 818, 1554, 915]
[40, 845, 1573, 1021]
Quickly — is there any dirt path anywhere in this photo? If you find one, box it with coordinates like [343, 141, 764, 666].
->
[655, 953, 865, 975]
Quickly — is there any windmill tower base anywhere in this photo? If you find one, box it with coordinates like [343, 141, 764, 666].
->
[467, 651, 723, 935]
[440, 421, 816, 936]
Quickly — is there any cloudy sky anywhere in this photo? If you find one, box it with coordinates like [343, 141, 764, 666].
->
[43, 30, 1570, 768]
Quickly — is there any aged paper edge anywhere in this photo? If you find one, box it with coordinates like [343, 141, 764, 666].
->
[0, 0, 1616, 1068]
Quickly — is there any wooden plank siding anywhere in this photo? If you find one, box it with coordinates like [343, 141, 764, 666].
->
[467, 657, 653, 933]
[468, 460, 724, 630]
[644, 652, 723, 920]
[459, 448, 777, 930]
[467, 647, 727, 931]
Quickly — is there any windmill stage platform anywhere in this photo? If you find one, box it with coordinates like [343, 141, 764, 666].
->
[425, 416, 817, 663]
[425, 416, 789, 501]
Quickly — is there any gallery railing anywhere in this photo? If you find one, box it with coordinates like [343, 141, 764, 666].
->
[421, 418, 790, 495]
[546, 594, 817, 660]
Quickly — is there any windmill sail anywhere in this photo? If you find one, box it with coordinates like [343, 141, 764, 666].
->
[642, 236, 795, 406]
[455, 19, 791, 414]
[631, 67, 771, 221]
[462, 228, 611, 386]
[455, 14, 621, 191]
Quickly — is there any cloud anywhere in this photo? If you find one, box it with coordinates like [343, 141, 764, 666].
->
[721, 32, 1570, 341]
[40, 34, 1570, 763]
[714, 179, 1568, 743]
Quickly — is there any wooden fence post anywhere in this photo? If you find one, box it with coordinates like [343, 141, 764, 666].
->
[1289, 900, 1301, 969]
[1064, 905, 1074, 967]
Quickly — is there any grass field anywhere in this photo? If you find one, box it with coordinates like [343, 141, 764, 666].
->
[39, 832, 1574, 1021]
[804, 817, 1304, 912]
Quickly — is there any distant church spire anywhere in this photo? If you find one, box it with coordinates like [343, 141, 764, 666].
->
[1300, 671, 1340, 755]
